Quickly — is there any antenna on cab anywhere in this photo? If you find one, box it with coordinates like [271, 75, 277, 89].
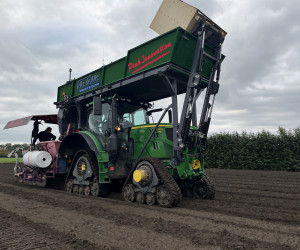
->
[69, 68, 72, 81]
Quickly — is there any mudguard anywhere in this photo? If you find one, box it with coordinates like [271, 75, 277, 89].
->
[58, 131, 102, 157]
[59, 131, 110, 183]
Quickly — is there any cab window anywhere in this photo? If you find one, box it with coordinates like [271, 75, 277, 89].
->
[87, 103, 111, 135]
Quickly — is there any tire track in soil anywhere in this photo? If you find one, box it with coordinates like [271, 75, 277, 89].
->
[1, 179, 299, 226]
[214, 177, 300, 185]
[212, 177, 300, 186]
[206, 168, 299, 177]
[216, 188, 300, 201]
[0, 191, 203, 250]
[208, 195, 300, 212]
[214, 181, 300, 194]
[212, 175, 300, 183]
[0, 208, 99, 250]
[1, 165, 300, 249]
[183, 200, 300, 227]
[0, 181, 298, 249]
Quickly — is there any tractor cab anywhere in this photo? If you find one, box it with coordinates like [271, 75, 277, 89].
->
[87, 97, 151, 137]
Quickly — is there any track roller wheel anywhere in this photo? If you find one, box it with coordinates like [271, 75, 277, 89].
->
[65, 179, 73, 193]
[65, 150, 110, 197]
[84, 186, 90, 196]
[156, 185, 173, 207]
[78, 185, 84, 195]
[145, 193, 156, 206]
[193, 173, 215, 199]
[123, 184, 135, 202]
[91, 179, 99, 197]
[90, 178, 110, 197]
[73, 184, 79, 194]
[136, 192, 145, 204]
[123, 157, 182, 207]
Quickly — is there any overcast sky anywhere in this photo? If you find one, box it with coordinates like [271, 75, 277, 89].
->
[1, 0, 300, 144]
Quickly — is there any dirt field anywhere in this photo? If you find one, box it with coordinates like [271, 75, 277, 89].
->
[0, 164, 299, 249]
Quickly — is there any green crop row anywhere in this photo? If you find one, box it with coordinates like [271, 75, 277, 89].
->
[204, 127, 300, 171]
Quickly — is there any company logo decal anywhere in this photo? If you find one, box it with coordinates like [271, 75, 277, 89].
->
[128, 42, 171, 74]
[77, 74, 100, 93]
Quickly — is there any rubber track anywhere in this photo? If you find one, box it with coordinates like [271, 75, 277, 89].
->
[201, 173, 215, 199]
[86, 150, 110, 197]
[136, 157, 182, 207]
[64, 150, 109, 197]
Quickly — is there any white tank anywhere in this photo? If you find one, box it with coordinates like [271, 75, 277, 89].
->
[22, 151, 52, 168]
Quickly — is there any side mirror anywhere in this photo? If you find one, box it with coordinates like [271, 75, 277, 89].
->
[146, 108, 163, 116]
[93, 96, 102, 115]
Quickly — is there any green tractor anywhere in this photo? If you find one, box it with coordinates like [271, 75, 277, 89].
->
[56, 4, 226, 207]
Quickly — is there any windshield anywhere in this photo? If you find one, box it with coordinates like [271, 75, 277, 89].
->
[88, 102, 111, 135]
[119, 107, 148, 128]
[87, 102, 148, 135]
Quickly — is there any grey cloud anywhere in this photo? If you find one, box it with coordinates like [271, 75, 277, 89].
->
[1, 0, 300, 143]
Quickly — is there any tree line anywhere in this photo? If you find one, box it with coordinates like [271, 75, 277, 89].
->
[0, 143, 30, 157]
[1, 127, 300, 171]
[204, 127, 300, 171]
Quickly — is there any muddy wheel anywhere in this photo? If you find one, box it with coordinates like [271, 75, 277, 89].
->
[65, 179, 73, 193]
[123, 184, 136, 202]
[78, 185, 84, 195]
[193, 173, 215, 199]
[90, 179, 99, 197]
[136, 192, 145, 204]
[156, 185, 172, 207]
[84, 186, 90, 196]
[145, 193, 156, 206]
[90, 178, 110, 197]
[73, 184, 79, 194]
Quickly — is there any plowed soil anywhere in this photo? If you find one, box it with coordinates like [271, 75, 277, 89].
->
[0, 164, 299, 249]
